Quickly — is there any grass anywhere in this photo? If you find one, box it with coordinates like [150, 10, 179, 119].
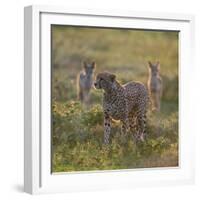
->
[51, 25, 179, 172]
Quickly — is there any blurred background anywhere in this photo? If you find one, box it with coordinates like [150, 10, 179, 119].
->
[51, 25, 179, 172]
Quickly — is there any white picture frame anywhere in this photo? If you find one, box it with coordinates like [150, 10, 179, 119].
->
[24, 5, 195, 194]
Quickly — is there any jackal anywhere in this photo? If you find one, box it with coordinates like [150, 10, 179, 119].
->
[147, 61, 162, 112]
[77, 61, 96, 104]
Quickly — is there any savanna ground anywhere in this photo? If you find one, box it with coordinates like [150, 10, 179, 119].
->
[51, 25, 179, 172]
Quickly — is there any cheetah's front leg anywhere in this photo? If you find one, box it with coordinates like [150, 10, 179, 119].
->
[104, 113, 111, 145]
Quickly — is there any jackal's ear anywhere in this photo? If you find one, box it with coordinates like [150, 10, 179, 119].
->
[148, 61, 152, 68]
[91, 61, 96, 69]
[156, 61, 160, 70]
[83, 61, 87, 69]
[110, 73, 116, 82]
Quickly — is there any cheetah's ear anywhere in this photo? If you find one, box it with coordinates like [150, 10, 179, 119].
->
[91, 61, 96, 69]
[110, 74, 116, 82]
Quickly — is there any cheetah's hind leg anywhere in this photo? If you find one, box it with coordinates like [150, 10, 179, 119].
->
[130, 113, 147, 144]
[119, 122, 128, 144]
[129, 116, 139, 142]
[137, 112, 147, 142]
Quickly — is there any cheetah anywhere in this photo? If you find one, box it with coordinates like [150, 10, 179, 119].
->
[147, 61, 162, 112]
[94, 72, 149, 144]
[77, 61, 96, 104]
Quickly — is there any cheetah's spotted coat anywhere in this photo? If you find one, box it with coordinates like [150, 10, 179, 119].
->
[94, 72, 149, 144]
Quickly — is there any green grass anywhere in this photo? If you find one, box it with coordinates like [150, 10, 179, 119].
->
[51, 25, 179, 172]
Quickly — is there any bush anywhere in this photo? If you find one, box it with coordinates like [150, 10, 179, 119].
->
[52, 100, 178, 172]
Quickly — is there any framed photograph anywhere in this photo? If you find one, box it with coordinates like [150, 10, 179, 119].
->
[24, 5, 195, 194]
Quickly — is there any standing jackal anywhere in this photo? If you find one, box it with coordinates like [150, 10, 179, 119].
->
[147, 61, 162, 112]
[77, 61, 96, 104]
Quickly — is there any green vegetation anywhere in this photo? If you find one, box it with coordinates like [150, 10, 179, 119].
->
[52, 25, 179, 172]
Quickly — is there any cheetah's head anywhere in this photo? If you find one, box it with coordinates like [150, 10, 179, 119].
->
[94, 72, 116, 92]
[148, 61, 160, 76]
[94, 72, 116, 91]
[83, 61, 96, 75]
